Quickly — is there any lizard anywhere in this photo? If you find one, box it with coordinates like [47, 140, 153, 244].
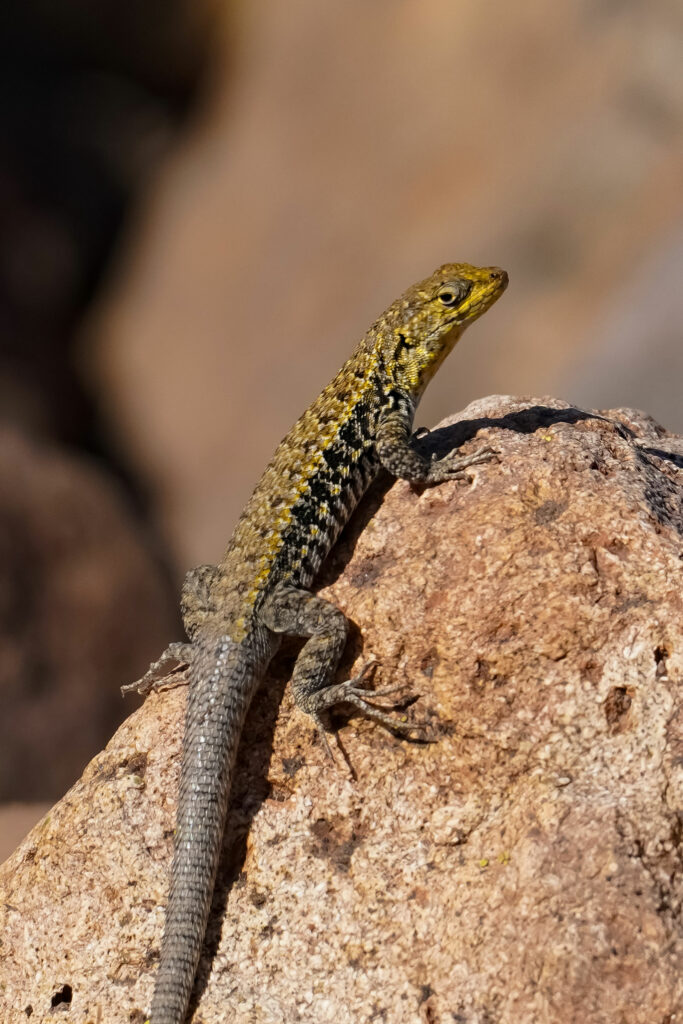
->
[124, 261, 508, 1024]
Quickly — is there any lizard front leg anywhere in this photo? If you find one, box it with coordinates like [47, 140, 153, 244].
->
[259, 583, 420, 752]
[376, 406, 496, 483]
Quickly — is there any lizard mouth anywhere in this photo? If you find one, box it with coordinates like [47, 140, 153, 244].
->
[453, 273, 508, 328]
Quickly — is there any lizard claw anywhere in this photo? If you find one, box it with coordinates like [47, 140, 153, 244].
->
[312, 715, 338, 764]
[310, 658, 430, 739]
[429, 443, 498, 481]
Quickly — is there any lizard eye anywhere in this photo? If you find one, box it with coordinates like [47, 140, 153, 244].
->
[438, 282, 471, 308]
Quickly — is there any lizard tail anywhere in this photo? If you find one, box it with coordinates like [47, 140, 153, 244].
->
[149, 636, 258, 1024]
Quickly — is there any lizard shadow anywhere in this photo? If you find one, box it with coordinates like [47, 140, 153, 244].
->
[424, 403, 683, 535]
[419, 402, 622, 457]
[423, 402, 683, 469]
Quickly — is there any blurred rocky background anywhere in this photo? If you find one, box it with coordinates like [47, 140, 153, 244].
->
[1, 0, 682, 858]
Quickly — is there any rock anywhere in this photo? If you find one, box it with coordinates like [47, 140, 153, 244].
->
[0, 426, 179, 802]
[0, 803, 52, 865]
[1, 396, 682, 1023]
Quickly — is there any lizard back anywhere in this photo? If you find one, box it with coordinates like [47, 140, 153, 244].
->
[216, 341, 382, 638]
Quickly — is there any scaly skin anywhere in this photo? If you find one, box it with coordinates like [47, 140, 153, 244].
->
[126, 262, 508, 1023]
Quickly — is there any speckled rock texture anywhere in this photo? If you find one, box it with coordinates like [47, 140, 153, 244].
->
[2, 396, 682, 1024]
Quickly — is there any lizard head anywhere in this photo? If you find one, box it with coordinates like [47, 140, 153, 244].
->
[376, 262, 508, 399]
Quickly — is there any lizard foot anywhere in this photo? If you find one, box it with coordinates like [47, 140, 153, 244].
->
[428, 443, 498, 482]
[309, 659, 430, 746]
[121, 642, 193, 698]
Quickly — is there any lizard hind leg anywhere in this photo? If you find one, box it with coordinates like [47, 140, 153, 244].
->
[305, 658, 427, 737]
[121, 641, 193, 698]
[259, 583, 423, 747]
[121, 560, 222, 700]
[122, 562, 224, 700]
[180, 562, 222, 639]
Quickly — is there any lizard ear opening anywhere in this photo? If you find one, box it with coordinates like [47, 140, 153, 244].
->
[395, 332, 410, 358]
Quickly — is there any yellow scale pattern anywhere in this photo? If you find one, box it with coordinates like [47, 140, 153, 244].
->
[210, 263, 506, 640]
